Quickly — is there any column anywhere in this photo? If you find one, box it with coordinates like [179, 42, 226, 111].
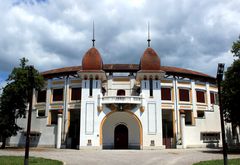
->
[32, 89, 36, 109]
[57, 114, 63, 149]
[173, 77, 180, 143]
[180, 114, 186, 149]
[63, 76, 69, 143]
[130, 75, 135, 95]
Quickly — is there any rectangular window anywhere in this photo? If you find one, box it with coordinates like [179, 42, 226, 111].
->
[161, 88, 171, 100]
[149, 79, 153, 97]
[179, 89, 190, 101]
[185, 110, 192, 125]
[71, 88, 81, 100]
[196, 90, 205, 103]
[52, 88, 63, 102]
[37, 110, 45, 117]
[197, 110, 205, 118]
[210, 92, 219, 105]
[37, 90, 46, 103]
[89, 78, 93, 97]
[50, 110, 58, 125]
[201, 132, 220, 142]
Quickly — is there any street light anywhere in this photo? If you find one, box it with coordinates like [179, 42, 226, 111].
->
[217, 63, 228, 165]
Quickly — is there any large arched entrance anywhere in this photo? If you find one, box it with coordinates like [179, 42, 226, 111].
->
[101, 111, 142, 149]
[114, 124, 128, 149]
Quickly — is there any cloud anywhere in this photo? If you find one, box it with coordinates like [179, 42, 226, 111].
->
[0, 0, 240, 89]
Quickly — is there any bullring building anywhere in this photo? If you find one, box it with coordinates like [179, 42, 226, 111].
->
[9, 38, 222, 149]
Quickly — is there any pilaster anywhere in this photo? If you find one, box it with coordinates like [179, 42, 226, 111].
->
[173, 78, 180, 142]
[191, 80, 197, 118]
[46, 79, 52, 122]
[206, 82, 211, 110]
[62, 76, 69, 143]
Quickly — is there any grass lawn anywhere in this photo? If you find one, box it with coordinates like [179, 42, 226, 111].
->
[0, 156, 63, 165]
[193, 158, 240, 165]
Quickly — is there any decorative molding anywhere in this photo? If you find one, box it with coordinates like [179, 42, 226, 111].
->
[147, 103, 157, 134]
[85, 102, 94, 135]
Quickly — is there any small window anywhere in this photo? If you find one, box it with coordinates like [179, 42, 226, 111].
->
[52, 89, 63, 102]
[37, 90, 46, 103]
[89, 78, 93, 97]
[71, 88, 81, 100]
[50, 110, 58, 125]
[117, 89, 125, 96]
[161, 88, 171, 100]
[179, 89, 190, 102]
[196, 90, 205, 103]
[197, 111, 205, 118]
[149, 79, 153, 97]
[210, 92, 219, 105]
[201, 132, 220, 142]
[37, 110, 45, 117]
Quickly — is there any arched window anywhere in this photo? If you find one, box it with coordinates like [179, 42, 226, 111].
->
[117, 89, 125, 96]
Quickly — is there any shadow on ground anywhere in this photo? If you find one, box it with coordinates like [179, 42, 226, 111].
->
[201, 148, 240, 155]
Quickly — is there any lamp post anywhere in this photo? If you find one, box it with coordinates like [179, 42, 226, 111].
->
[217, 63, 228, 165]
[24, 66, 34, 165]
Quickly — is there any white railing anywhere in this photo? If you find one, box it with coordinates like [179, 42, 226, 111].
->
[102, 96, 141, 104]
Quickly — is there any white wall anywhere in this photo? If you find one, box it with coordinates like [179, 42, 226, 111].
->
[9, 110, 56, 147]
[184, 105, 222, 147]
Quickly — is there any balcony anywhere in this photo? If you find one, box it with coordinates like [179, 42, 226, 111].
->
[102, 96, 141, 104]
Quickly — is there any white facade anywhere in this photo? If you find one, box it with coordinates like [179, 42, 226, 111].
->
[7, 46, 224, 149]
[8, 72, 223, 149]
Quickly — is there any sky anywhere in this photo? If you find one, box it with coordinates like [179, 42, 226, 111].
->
[0, 0, 240, 92]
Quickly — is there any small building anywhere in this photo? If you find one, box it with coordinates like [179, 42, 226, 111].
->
[9, 43, 222, 149]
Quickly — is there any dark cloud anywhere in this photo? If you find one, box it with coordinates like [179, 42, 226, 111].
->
[0, 0, 240, 89]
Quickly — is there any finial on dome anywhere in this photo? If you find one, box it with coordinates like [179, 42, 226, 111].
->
[147, 22, 151, 47]
[92, 21, 95, 47]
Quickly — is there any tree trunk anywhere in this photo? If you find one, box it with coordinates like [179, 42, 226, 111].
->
[0, 137, 6, 149]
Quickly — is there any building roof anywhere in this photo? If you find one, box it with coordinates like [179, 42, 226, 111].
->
[41, 64, 216, 82]
[139, 47, 161, 70]
[82, 47, 103, 70]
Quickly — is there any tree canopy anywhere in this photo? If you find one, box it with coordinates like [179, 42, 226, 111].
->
[222, 37, 240, 127]
[231, 36, 240, 58]
[0, 58, 44, 149]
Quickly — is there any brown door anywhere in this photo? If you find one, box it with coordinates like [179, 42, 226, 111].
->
[114, 124, 128, 149]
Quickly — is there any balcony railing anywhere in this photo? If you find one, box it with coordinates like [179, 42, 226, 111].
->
[102, 96, 141, 104]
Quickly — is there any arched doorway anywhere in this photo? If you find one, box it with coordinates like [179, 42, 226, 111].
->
[101, 111, 142, 149]
[114, 124, 128, 149]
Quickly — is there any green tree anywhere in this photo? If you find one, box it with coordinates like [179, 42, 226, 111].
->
[0, 58, 44, 149]
[231, 36, 240, 58]
[222, 37, 240, 130]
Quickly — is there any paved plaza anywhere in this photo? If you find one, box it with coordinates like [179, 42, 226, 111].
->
[0, 148, 240, 165]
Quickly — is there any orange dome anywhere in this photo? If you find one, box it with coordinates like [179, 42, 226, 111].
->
[140, 47, 161, 70]
[82, 47, 103, 70]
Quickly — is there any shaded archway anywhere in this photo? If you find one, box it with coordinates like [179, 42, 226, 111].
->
[100, 111, 142, 149]
[114, 124, 128, 149]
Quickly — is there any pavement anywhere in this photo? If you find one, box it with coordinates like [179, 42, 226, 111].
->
[0, 148, 240, 165]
